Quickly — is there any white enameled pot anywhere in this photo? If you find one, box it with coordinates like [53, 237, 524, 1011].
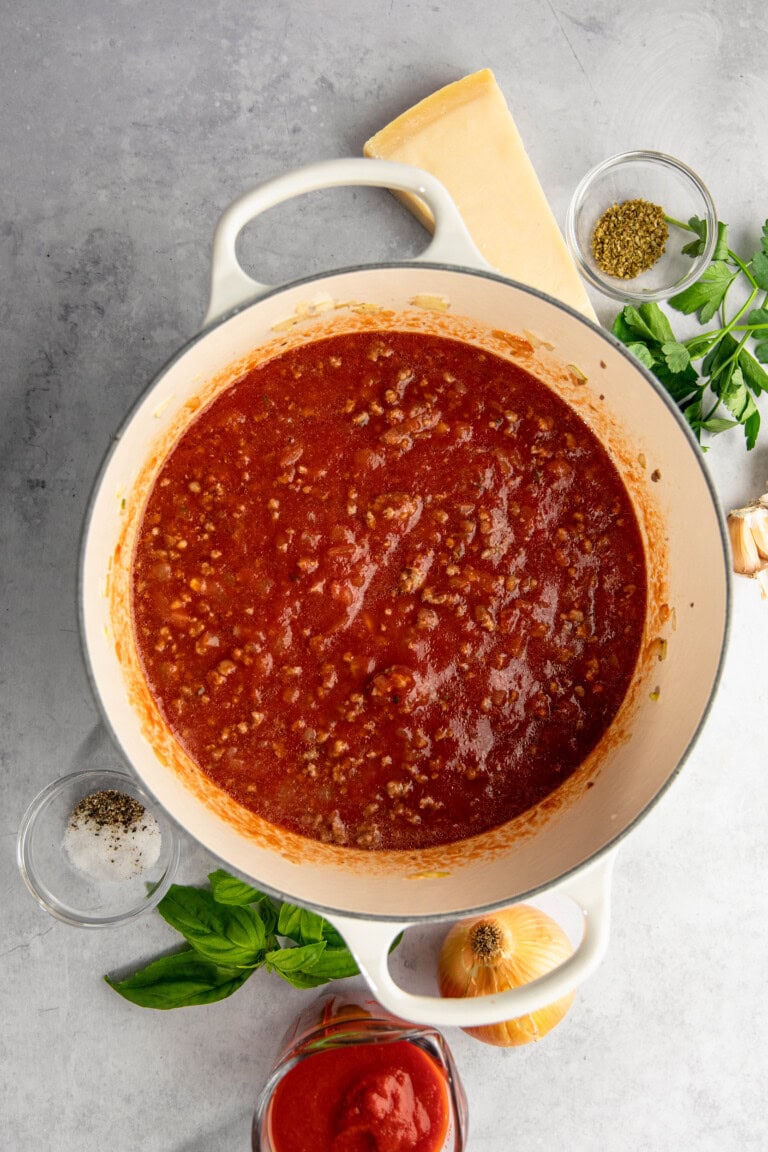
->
[80, 158, 729, 1026]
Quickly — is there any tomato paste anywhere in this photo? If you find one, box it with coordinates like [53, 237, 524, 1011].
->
[268, 1039, 451, 1152]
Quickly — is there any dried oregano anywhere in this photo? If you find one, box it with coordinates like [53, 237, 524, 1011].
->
[592, 199, 668, 279]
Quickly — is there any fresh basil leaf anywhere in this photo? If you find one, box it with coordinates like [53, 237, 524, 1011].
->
[158, 885, 266, 967]
[189, 905, 267, 967]
[208, 869, 264, 906]
[277, 903, 304, 941]
[624, 341, 656, 369]
[668, 262, 737, 323]
[753, 341, 768, 364]
[738, 348, 768, 394]
[752, 250, 768, 291]
[256, 899, 279, 939]
[320, 921, 348, 950]
[158, 885, 225, 937]
[661, 342, 691, 373]
[277, 903, 353, 948]
[305, 946, 360, 981]
[637, 302, 676, 345]
[206, 871, 279, 932]
[275, 904, 326, 945]
[268, 968, 330, 990]
[264, 940, 353, 988]
[266, 941, 326, 975]
[298, 908, 326, 944]
[106, 949, 253, 1009]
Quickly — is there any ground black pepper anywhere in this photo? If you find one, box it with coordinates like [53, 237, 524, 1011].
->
[70, 789, 145, 832]
[592, 198, 668, 279]
[64, 788, 161, 880]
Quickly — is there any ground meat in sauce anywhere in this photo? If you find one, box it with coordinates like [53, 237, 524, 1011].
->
[131, 331, 647, 850]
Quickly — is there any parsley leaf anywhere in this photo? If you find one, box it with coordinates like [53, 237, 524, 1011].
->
[612, 217, 768, 450]
[636, 302, 676, 344]
[747, 307, 768, 329]
[680, 215, 707, 257]
[751, 251, 768, 291]
[625, 341, 656, 370]
[679, 217, 728, 260]
[694, 416, 740, 434]
[661, 342, 691, 373]
[739, 347, 768, 394]
[745, 409, 761, 449]
[668, 261, 737, 323]
[712, 222, 730, 261]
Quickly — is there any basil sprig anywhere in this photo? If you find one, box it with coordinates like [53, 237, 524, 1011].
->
[106, 870, 361, 1009]
[611, 217, 768, 449]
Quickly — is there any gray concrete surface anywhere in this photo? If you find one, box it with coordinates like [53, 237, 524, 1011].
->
[2, 2, 768, 1149]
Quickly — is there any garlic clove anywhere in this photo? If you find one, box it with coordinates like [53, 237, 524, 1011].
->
[728, 483, 768, 593]
[728, 508, 763, 575]
[750, 507, 768, 561]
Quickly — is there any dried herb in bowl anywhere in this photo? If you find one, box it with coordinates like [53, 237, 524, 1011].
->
[592, 198, 668, 279]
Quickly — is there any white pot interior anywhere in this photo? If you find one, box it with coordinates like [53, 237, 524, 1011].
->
[81, 265, 728, 919]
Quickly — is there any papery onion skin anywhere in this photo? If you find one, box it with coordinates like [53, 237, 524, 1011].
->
[437, 905, 575, 1047]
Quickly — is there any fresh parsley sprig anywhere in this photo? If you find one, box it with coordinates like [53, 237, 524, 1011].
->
[611, 217, 768, 449]
[106, 870, 364, 1009]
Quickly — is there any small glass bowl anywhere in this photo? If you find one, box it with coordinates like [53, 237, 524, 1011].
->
[253, 988, 468, 1151]
[566, 149, 717, 302]
[17, 768, 179, 928]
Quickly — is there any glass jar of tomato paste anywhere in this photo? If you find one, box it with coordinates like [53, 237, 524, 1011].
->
[252, 987, 468, 1152]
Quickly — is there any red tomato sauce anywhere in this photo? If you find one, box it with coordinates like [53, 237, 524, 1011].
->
[132, 331, 647, 849]
[267, 1039, 451, 1152]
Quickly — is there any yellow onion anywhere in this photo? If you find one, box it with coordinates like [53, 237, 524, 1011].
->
[438, 904, 575, 1046]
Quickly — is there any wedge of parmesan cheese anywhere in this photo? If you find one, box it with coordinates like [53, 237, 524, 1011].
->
[364, 68, 595, 319]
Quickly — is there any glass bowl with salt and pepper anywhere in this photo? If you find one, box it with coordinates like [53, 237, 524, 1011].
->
[17, 767, 179, 927]
[566, 150, 717, 302]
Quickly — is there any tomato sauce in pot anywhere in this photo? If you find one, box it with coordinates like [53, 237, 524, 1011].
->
[131, 331, 647, 851]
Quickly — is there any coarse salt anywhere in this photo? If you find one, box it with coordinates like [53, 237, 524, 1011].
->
[63, 789, 161, 882]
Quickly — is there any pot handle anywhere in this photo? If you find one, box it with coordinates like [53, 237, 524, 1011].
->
[325, 853, 615, 1027]
[204, 157, 491, 326]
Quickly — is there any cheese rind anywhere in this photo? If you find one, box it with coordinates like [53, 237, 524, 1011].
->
[364, 69, 596, 319]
